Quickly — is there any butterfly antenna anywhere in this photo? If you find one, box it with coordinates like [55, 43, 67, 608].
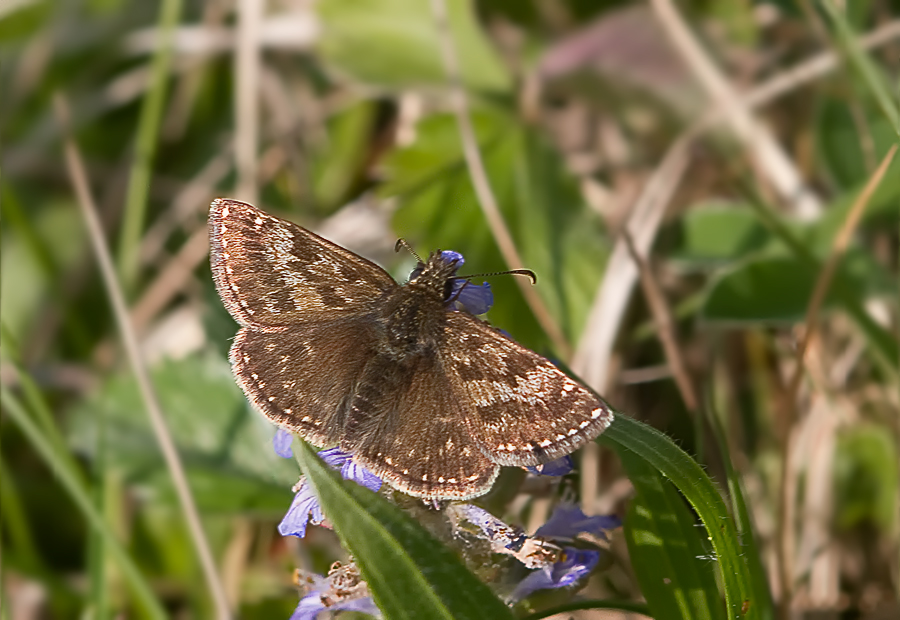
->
[394, 238, 423, 264]
[459, 269, 537, 285]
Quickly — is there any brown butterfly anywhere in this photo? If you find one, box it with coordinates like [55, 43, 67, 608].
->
[209, 198, 613, 500]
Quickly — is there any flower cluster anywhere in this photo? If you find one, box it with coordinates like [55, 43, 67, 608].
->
[291, 561, 381, 620]
[446, 502, 620, 602]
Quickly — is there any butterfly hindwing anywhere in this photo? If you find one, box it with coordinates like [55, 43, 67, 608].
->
[230, 316, 381, 447]
[444, 312, 614, 467]
[342, 351, 500, 500]
[210, 198, 397, 330]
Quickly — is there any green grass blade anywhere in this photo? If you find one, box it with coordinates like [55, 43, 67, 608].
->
[296, 439, 515, 620]
[705, 399, 775, 620]
[1, 325, 85, 476]
[1, 388, 168, 620]
[0, 453, 45, 575]
[620, 448, 725, 620]
[600, 415, 756, 620]
[820, 0, 900, 139]
[115, 0, 183, 293]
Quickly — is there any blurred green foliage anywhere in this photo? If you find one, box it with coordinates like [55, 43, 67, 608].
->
[2, 0, 899, 618]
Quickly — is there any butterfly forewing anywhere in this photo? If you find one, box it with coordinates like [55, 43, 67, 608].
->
[342, 352, 500, 500]
[444, 312, 614, 467]
[210, 198, 397, 329]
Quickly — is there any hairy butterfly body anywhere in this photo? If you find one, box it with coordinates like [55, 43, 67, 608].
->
[209, 198, 613, 500]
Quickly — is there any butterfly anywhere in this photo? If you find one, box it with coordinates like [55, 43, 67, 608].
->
[209, 198, 613, 500]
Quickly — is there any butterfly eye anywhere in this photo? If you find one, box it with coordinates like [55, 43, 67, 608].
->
[442, 279, 455, 301]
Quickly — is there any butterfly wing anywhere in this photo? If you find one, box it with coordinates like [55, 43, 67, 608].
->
[209, 198, 397, 330]
[230, 316, 381, 446]
[444, 312, 614, 467]
[342, 352, 500, 500]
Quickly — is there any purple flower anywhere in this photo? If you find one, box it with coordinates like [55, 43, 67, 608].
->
[408, 250, 493, 315]
[446, 504, 527, 553]
[279, 448, 383, 538]
[535, 503, 621, 542]
[279, 482, 324, 538]
[273, 428, 294, 458]
[526, 455, 574, 477]
[291, 596, 381, 620]
[449, 279, 492, 315]
[318, 447, 383, 493]
[509, 546, 600, 602]
[292, 562, 381, 620]
[448, 502, 618, 602]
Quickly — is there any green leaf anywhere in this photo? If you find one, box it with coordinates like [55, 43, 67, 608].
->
[316, 0, 510, 92]
[811, 152, 900, 243]
[817, 97, 870, 188]
[600, 415, 760, 620]
[621, 448, 725, 620]
[701, 250, 892, 324]
[834, 424, 899, 531]
[0, 200, 87, 352]
[815, 97, 897, 189]
[296, 439, 515, 620]
[722, 196, 899, 371]
[67, 353, 297, 513]
[672, 203, 770, 269]
[311, 100, 379, 211]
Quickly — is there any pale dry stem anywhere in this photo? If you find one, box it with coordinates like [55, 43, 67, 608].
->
[651, 0, 822, 219]
[54, 93, 233, 620]
[620, 230, 698, 413]
[777, 144, 896, 613]
[572, 131, 694, 393]
[235, 0, 263, 204]
[429, 0, 572, 358]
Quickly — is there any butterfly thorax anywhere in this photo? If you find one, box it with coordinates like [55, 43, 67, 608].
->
[379, 252, 460, 356]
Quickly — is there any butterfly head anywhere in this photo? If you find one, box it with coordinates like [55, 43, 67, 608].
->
[409, 248, 462, 277]
[407, 251, 493, 315]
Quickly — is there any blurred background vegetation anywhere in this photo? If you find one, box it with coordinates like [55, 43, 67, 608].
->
[1, 0, 899, 618]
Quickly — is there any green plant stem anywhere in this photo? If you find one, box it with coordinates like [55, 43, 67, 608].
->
[116, 0, 184, 294]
